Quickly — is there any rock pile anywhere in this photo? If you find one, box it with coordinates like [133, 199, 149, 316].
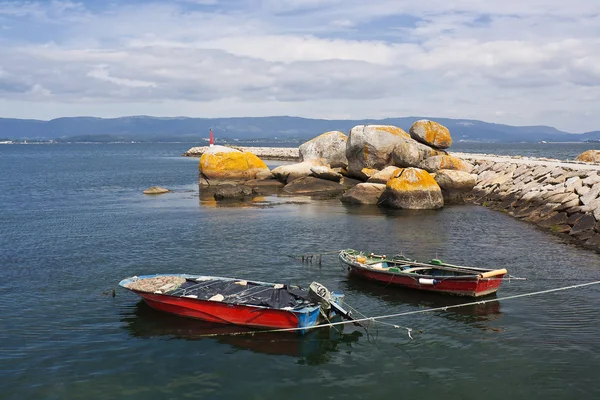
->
[192, 120, 473, 209]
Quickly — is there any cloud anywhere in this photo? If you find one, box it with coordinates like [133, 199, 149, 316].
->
[0, 0, 599, 132]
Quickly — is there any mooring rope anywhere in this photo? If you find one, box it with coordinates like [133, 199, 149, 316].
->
[187, 279, 600, 339]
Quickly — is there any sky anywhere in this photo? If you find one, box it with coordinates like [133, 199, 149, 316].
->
[0, 0, 599, 132]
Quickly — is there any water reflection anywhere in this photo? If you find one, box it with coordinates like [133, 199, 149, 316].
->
[343, 277, 503, 330]
[121, 301, 363, 365]
[197, 187, 313, 208]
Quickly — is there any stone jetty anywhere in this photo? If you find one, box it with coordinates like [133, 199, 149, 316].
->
[462, 152, 600, 251]
[183, 146, 299, 161]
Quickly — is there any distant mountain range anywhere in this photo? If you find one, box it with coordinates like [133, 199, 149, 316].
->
[1, 115, 599, 143]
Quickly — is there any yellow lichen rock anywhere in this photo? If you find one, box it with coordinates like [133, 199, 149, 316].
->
[419, 155, 473, 173]
[199, 145, 269, 183]
[575, 150, 600, 163]
[379, 168, 444, 209]
[409, 120, 452, 149]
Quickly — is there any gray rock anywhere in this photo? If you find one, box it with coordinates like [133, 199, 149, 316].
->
[341, 183, 386, 205]
[300, 131, 348, 168]
[255, 170, 274, 180]
[214, 184, 253, 200]
[272, 159, 328, 183]
[434, 170, 477, 191]
[244, 179, 284, 195]
[392, 137, 443, 168]
[564, 177, 583, 193]
[570, 214, 596, 236]
[583, 173, 600, 186]
[346, 125, 411, 179]
[576, 185, 590, 196]
[367, 166, 403, 184]
[283, 176, 345, 196]
[310, 166, 343, 182]
[340, 176, 363, 188]
[580, 183, 600, 205]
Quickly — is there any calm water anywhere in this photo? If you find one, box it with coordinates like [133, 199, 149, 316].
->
[1, 143, 600, 400]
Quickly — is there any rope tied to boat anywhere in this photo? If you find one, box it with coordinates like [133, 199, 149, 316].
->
[180, 279, 600, 339]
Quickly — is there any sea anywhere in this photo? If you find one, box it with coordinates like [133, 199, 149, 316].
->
[1, 142, 600, 400]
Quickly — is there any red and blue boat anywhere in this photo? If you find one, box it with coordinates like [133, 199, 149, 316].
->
[339, 249, 508, 297]
[119, 274, 353, 333]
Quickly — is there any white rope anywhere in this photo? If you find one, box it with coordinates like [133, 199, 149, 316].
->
[191, 280, 600, 338]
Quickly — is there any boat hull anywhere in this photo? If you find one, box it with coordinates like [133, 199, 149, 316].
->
[348, 266, 503, 297]
[119, 274, 331, 332]
[339, 251, 505, 297]
[136, 291, 310, 330]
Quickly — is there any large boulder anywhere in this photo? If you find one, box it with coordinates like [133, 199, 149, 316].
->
[409, 120, 452, 149]
[433, 169, 477, 204]
[392, 137, 445, 168]
[341, 183, 386, 205]
[378, 168, 444, 209]
[575, 150, 600, 163]
[300, 131, 348, 168]
[199, 145, 269, 184]
[346, 125, 411, 180]
[419, 155, 473, 173]
[283, 176, 345, 197]
[271, 159, 328, 183]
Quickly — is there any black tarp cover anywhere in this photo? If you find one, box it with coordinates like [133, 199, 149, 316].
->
[169, 279, 314, 309]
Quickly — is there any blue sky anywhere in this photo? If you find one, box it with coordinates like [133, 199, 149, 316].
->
[0, 0, 599, 132]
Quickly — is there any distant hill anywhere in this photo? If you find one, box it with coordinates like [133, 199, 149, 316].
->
[0, 115, 595, 143]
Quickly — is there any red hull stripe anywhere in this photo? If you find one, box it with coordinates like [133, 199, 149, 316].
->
[350, 267, 503, 297]
[138, 291, 301, 329]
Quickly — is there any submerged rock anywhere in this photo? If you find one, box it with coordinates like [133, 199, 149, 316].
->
[379, 168, 444, 209]
[283, 176, 345, 196]
[214, 184, 253, 200]
[341, 183, 386, 205]
[143, 186, 170, 195]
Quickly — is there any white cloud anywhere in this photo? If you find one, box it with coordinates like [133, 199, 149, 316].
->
[0, 0, 599, 132]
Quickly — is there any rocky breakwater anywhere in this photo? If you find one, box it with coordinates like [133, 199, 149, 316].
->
[463, 152, 600, 250]
[194, 120, 476, 209]
[184, 146, 299, 161]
